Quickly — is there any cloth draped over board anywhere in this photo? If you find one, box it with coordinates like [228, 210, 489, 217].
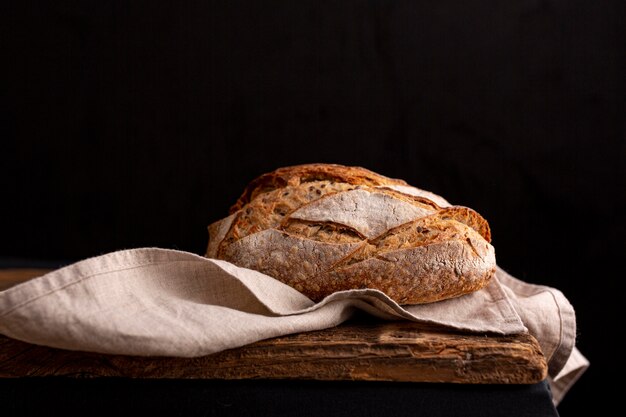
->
[0, 248, 588, 405]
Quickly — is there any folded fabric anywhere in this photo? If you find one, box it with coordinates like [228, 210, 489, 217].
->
[0, 247, 587, 404]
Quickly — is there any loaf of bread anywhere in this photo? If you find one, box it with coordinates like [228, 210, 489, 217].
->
[206, 163, 496, 304]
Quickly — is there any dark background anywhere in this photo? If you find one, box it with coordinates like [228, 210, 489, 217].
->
[2, 1, 624, 414]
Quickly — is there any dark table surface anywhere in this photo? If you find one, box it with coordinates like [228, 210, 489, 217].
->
[1, 378, 559, 417]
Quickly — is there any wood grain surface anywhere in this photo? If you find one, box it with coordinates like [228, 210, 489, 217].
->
[0, 269, 547, 384]
[0, 268, 51, 291]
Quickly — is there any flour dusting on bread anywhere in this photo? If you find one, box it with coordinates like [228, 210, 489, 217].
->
[207, 163, 496, 304]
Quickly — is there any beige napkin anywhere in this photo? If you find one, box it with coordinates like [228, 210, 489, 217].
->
[0, 247, 587, 404]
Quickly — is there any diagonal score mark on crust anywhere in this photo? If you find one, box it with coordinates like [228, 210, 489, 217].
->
[229, 163, 409, 213]
[288, 188, 437, 239]
[280, 219, 367, 243]
[217, 181, 444, 257]
[216, 181, 360, 257]
[218, 229, 363, 294]
[328, 215, 489, 271]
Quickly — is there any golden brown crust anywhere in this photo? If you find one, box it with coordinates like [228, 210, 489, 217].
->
[230, 163, 408, 213]
[438, 206, 492, 243]
[209, 163, 496, 305]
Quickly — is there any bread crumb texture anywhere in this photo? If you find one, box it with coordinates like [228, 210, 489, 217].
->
[208, 164, 496, 304]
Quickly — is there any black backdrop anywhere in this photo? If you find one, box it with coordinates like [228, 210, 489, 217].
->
[2, 1, 625, 414]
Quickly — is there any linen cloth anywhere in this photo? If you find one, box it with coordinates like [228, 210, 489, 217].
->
[0, 247, 587, 404]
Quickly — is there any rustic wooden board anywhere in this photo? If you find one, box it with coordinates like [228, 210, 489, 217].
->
[0, 321, 547, 384]
[0, 268, 52, 291]
[0, 269, 547, 384]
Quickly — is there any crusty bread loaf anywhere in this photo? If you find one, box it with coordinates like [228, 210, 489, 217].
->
[206, 163, 496, 304]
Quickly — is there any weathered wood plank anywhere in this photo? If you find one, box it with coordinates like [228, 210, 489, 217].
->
[0, 268, 51, 290]
[0, 321, 547, 384]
